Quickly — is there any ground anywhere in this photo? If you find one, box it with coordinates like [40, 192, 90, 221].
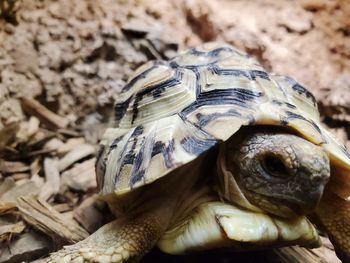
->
[0, 0, 349, 262]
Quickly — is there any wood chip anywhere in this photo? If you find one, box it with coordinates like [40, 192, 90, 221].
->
[53, 203, 71, 213]
[0, 177, 16, 198]
[272, 244, 341, 263]
[121, 21, 153, 37]
[16, 116, 40, 143]
[43, 137, 64, 151]
[39, 158, 60, 201]
[61, 158, 97, 192]
[312, 236, 342, 263]
[17, 195, 88, 244]
[20, 97, 69, 129]
[57, 137, 85, 154]
[11, 172, 31, 181]
[0, 160, 30, 174]
[30, 158, 41, 177]
[27, 128, 56, 147]
[58, 144, 95, 172]
[27, 148, 56, 157]
[0, 122, 19, 153]
[30, 158, 45, 188]
[57, 128, 82, 137]
[27, 116, 41, 137]
[0, 232, 51, 263]
[1, 180, 39, 203]
[73, 195, 104, 233]
[0, 221, 26, 241]
[0, 202, 17, 215]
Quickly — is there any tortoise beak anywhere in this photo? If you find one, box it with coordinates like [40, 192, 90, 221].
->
[293, 186, 326, 215]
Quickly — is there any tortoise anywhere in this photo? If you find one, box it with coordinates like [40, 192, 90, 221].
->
[49, 43, 350, 263]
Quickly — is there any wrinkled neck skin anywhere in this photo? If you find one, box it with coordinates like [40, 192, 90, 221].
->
[218, 126, 330, 219]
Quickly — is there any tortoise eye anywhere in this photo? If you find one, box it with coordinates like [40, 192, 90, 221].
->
[262, 155, 289, 178]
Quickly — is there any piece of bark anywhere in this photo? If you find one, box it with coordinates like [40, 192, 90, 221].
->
[39, 158, 60, 201]
[73, 194, 104, 233]
[0, 160, 30, 174]
[20, 97, 69, 129]
[0, 232, 51, 263]
[17, 195, 88, 245]
[61, 158, 97, 192]
[58, 144, 95, 172]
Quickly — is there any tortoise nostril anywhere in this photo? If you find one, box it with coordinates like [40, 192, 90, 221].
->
[310, 172, 329, 186]
[311, 174, 322, 182]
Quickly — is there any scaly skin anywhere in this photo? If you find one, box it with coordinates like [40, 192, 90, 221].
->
[47, 213, 167, 263]
[315, 191, 350, 263]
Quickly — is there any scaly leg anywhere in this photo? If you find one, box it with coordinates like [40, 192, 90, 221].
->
[47, 211, 169, 263]
[315, 191, 350, 262]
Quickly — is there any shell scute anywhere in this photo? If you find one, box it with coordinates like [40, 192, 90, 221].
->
[115, 65, 197, 128]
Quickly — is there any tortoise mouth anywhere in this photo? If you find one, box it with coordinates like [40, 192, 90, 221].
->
[242, 190, 320, 219]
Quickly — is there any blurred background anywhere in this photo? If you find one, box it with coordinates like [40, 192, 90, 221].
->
[0, 0, 349, 262]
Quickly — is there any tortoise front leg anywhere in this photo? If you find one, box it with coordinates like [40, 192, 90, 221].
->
[314, 191, 350, 262]
[48, 211, 169, 263]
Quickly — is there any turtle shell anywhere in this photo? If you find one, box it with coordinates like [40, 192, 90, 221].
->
[96, 43, 350, 198]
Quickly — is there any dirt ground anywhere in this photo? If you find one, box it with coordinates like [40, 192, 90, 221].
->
[0, 0, 349, 262]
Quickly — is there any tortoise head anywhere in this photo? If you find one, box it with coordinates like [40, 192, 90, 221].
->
[220, 127, 330, 218]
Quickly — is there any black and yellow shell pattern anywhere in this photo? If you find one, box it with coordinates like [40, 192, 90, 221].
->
[96, 43, 350, 198]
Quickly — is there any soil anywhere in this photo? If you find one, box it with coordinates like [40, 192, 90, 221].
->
[0, 0, 349, 262]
